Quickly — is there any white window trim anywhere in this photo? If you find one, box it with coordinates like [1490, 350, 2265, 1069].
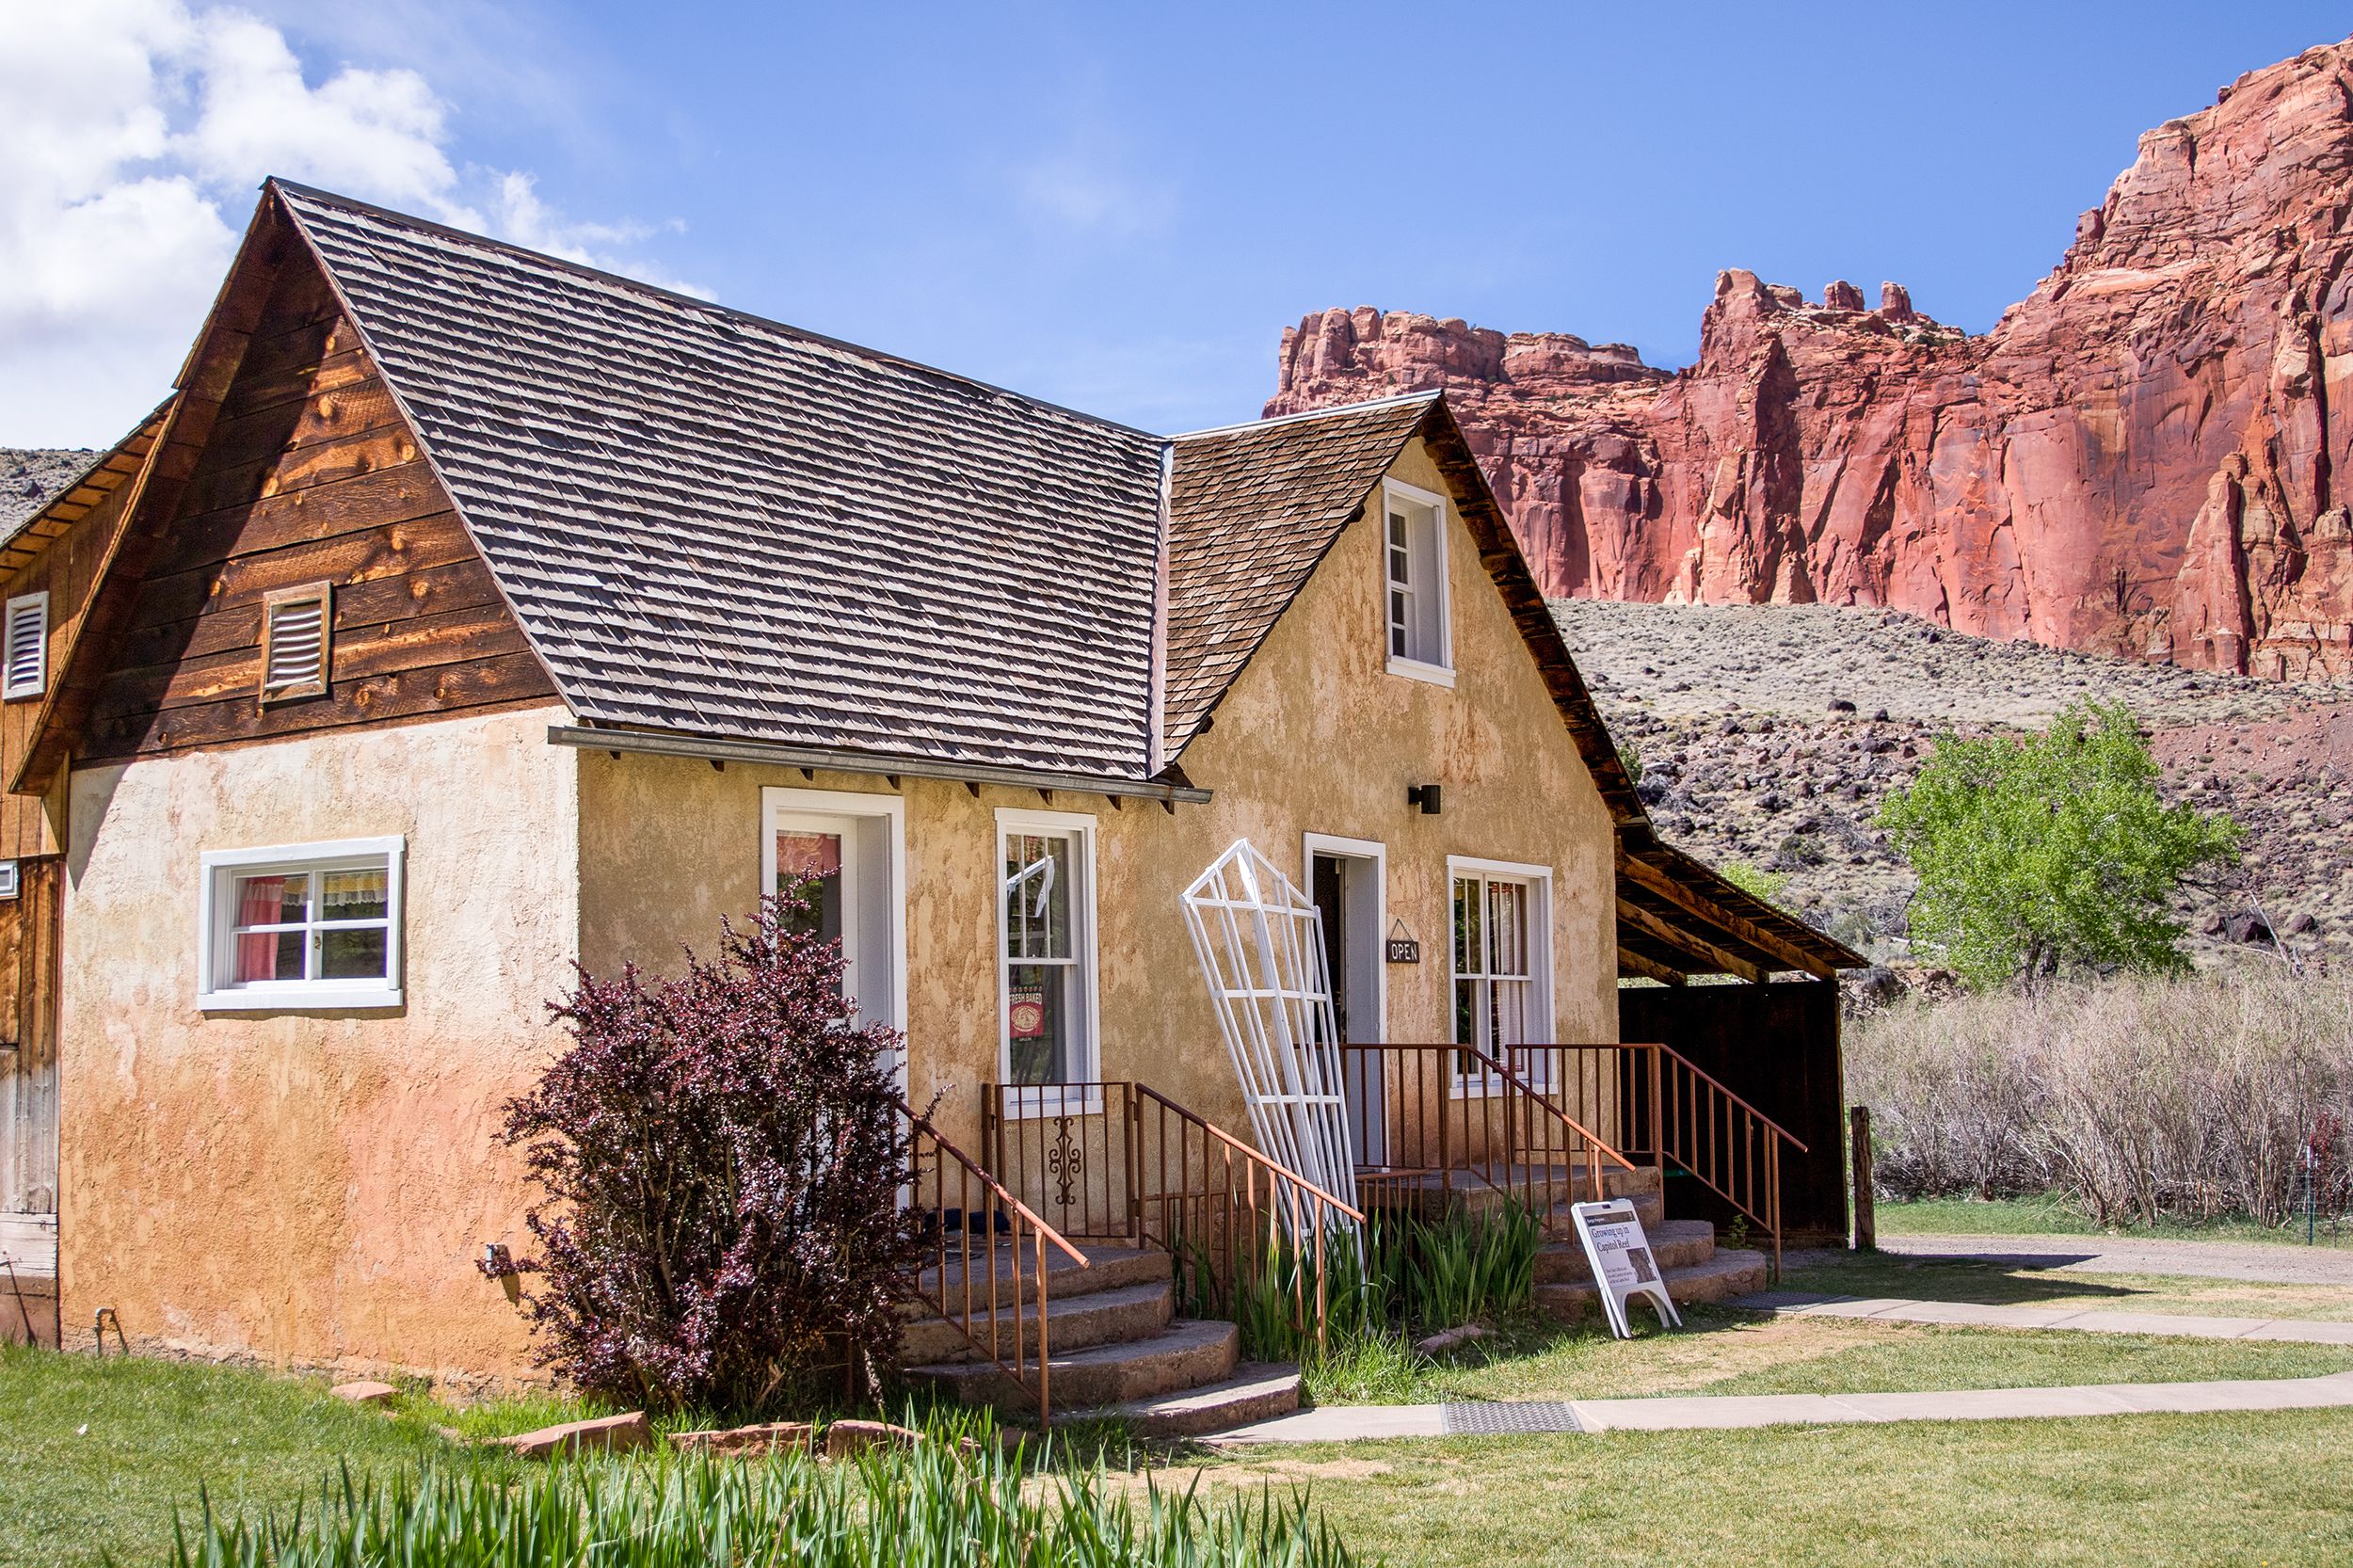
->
[1302, 832, 1387, 1044]
[758, 786, 908, 1083]
[1446, 855, 1554, 1095]
[0, 860, 19, 901]
[994, 807, 1102, 1116]
[1381, 478, 1455, 687]
[197, 835, 406, 1012]
[3, 591, 49, 701]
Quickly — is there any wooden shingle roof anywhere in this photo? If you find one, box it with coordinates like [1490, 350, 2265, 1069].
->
[280, 184, 1168, 780]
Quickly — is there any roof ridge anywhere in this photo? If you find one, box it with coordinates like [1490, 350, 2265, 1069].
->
[1167, 389, 1442, 441]
[265, 178, 1166, 444]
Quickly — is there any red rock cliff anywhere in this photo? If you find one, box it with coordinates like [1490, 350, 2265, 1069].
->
[1268, 40, 2353, 679]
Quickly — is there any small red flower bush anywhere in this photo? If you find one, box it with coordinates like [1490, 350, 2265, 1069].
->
[500, 889, 917, 1415]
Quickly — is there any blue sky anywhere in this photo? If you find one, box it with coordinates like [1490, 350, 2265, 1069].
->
[6, 2, 2348, 444]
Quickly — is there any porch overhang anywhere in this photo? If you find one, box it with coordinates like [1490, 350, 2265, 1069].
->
[1613, 844, 1865, 984]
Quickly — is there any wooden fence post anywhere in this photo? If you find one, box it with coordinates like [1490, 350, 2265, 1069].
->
[1849, 1105, 1876, 1252]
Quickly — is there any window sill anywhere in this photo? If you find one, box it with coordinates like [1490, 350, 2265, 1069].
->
[199, 985, 404, 1013]
[1385, 656, 1456, 689]
[997, 1086, 1107, 1119]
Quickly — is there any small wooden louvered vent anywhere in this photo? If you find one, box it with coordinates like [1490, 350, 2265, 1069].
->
[260, 583, 332, 705]
[2, 593, 47, 700]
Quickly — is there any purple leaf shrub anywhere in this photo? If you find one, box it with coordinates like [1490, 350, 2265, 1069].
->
[500, 888, 917, 1414]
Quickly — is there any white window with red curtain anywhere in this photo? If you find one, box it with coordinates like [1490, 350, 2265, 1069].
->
[198, 837, 405, 1011]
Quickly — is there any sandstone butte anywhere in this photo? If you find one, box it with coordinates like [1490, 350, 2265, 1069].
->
[1266, 39, 2353, 680]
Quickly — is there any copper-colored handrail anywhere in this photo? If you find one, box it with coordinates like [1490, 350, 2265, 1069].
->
[899, 1096, 1086, 1424]
[1630, 1042, 1806, 1274]
[981, 1080, 1364, 1352]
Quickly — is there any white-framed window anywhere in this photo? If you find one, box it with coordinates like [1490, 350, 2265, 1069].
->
[0, 860, 19, 901]
[3, 592, 48, 701]
[1449, 856, 1553, 1088]
[758, 786, 907, 1048]
[1381, 478, 1452, 684]
[996, 808, 1100, 1100]
[260, 582, 332, 705]
[198, 836, 405, 1011]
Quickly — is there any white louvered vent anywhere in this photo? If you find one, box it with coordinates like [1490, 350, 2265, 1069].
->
[2, 594, 47, 700]
[261, 585, 331, 703]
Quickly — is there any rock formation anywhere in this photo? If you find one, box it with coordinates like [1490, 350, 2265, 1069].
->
[1269, 40, 2353, 680]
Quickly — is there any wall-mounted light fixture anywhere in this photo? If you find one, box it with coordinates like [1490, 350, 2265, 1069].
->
[1406, 783, 1443, 815]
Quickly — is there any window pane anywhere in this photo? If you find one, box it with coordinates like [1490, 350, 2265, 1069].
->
[775, 830, 845, 946]
[1452, 877, 1480, 974]
[1003, 833, 1071, 960]
[322, 868, 387, 922]
[235, 872, 307, 927]
[1488, 881, 1527, 978]
[321, 926, 387, 981]
[1006, 961, 1073, 1084]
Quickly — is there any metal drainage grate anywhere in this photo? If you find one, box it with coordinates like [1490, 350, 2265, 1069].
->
[1441, 1400, 1582, 1436]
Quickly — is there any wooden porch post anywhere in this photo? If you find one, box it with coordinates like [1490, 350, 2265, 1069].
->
[1849, 1105, 1876, 1252]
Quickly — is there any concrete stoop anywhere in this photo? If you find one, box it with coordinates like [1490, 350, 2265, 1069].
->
[904, 1239, 1302, 1436]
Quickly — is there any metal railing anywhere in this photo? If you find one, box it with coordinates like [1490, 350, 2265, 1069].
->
[984, 1081, 1364, 1349]
[1504, 1043, 1808, 1272]
[1337, 1043, 1638, 1229]
[899, 1096, 1088, 1423]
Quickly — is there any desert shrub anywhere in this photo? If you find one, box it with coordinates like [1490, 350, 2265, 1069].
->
[1880, 700, 2240, 988]
[499, 891, 917, 1416]
[1849, 968, 2353, 1227]
[1717, 859, 1789, 907]
[171, 1413, 1368, 1568]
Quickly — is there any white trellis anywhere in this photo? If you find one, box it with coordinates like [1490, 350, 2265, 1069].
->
[1180, 839, 1362, 1240]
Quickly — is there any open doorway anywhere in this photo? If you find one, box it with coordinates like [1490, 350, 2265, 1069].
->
[1305, 834, 1385, 1168]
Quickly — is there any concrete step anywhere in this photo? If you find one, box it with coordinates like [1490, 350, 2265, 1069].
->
[1067, 1362, 1304, 1439]
[1534, 1247, 1771, 1325]
[1365, 1165, 1662, 1226]
[1535, 1220, 1716, 1285]
[906, 1319, 1240, 1411]
[909, 1243, 1167, 1314]
[903, 1280, 1172, 1366]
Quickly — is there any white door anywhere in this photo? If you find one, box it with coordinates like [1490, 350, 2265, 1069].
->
[762, 792, 906, 1061]
[1307, 837, 1387, 1169]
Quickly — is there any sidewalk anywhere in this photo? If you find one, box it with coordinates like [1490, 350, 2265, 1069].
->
[1733, 1290, 2353, 1345]
[1212, 1369, 2353, 1443]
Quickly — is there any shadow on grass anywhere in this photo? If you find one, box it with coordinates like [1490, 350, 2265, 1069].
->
[1784, 1251, 2149, 1306]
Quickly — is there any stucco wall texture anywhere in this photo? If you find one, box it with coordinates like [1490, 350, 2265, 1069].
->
[62, 440, 1620, 1380]
[580, 438, 1619, 1158]
[59, 705, 578, 1380]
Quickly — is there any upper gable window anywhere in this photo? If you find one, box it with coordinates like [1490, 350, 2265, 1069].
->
[260, 583, 332, 705]
[3, 592, 48, 701]
[1382, 480, 1452, 684]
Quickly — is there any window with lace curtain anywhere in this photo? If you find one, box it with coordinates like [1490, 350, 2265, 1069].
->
[199, 837, 404, 1010]
[1449, 857, 1554, 1088]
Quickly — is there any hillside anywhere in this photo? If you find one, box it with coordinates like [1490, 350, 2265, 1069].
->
[1560, 598, 2353, 974]
[1, 447, 98, 530]
[1276, 39, 2353, 684]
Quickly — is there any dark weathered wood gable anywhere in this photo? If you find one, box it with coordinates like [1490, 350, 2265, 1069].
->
[33, 200, 556, 780]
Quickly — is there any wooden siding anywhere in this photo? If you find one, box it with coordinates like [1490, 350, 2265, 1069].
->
[0, 474, 135, 856]
[78, 248, 555, 765]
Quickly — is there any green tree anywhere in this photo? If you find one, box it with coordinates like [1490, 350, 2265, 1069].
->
[1879, 700, 2240, 989]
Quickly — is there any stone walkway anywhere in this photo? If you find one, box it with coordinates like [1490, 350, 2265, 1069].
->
[1876, 1232, 2353, 1287]
[1734, 1290, 2353, 1344]
[1212, 1370, 2353, 1443]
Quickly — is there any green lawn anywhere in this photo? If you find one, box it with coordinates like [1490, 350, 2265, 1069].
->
[1313, 1304, 2353, 1405]
[1190, 1412, 2353, 1567]
[1878, 1193, 2353, 1248]
[1784, 1250, 2353, 1322]
[0, 1344, 468, 1567]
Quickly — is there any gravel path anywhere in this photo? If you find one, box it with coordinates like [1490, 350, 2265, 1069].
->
[1877, 1232, 2353, 1287]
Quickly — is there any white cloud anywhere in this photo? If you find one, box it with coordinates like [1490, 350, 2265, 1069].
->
[0, 0, 699, 447]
